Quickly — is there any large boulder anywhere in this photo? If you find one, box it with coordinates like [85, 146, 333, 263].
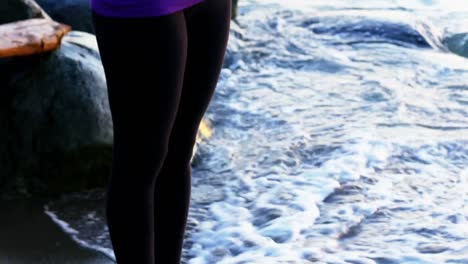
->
[0, 0, 50, 24]
[36, 0, 94, 33]
[0, 31, 112, 198]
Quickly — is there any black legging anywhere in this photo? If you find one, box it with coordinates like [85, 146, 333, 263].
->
[91, 0, 231, 263]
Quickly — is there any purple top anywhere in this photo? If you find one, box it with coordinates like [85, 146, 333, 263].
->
[91, 0, 205, 17]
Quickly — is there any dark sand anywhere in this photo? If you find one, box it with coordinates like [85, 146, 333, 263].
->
[0, 198, 114, 264]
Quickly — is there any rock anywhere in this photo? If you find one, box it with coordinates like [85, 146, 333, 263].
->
[36, 0, 94, 34]
[0, 0, 50, 24]
[0, 31, 111, 198]
[231, 0, 238, 20]
[0, 30, 213, 198]
[444, 32, 468, 59]
[0, 18, 71, 58]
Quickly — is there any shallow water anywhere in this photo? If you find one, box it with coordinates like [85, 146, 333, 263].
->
[45, 0, 468, 263]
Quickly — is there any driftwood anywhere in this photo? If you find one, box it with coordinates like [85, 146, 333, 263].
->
[0, 18, 71, 58]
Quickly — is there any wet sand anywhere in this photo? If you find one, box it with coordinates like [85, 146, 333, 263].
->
[0, 198, 114, 264]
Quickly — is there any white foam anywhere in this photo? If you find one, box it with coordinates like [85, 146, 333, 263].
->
[43, 205, 116, 261]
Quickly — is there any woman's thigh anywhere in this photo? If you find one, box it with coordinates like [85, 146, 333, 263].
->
[92, 11, 189, 183]
[165, 0, 231, 160]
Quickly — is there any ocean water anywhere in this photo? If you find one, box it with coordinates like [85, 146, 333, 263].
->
[44, 0, 468, 263]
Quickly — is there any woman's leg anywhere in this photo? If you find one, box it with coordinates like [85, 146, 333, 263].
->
[153, 0, 231, 263]
[92, 11, 188, 264]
